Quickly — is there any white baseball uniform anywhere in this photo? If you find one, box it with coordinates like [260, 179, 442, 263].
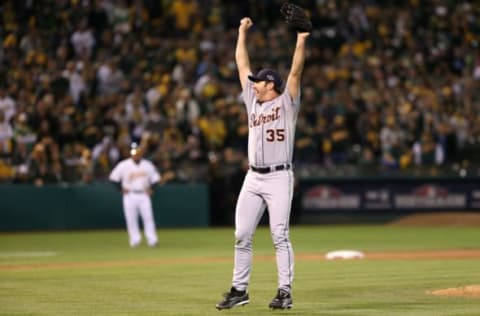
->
[232, 79, 300, 292]
[109, 157, 161, 247]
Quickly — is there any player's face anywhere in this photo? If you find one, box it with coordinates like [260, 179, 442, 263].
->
[131, 148, 143, 162]
[253, 81, 271, 101]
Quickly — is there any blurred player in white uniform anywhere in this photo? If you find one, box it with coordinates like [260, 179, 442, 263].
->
[109, 142, 161, 247]
[216, 16, 309, 310]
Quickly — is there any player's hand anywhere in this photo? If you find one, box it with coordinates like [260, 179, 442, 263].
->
[239, 17, 253, 32]
[122, 188, 129, 194]
[297, 32, 310, 40]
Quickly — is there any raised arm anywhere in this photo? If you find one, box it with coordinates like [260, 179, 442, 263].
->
[235, 17, 253, 90]
[286, 32, 310, 100]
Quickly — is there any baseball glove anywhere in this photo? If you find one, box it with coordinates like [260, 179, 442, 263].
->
[280, 2, 312, 33]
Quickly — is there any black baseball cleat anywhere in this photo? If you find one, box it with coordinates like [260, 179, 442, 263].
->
[215, 287, 249, 310]
[269, 289, 293, 309]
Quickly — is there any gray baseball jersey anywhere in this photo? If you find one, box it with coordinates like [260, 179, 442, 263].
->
[243, 80, 300, 167]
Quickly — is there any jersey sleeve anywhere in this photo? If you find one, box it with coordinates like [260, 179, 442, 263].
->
[293, 90, 301, 107]
[147, 161, 161, 184]
[282, 88, 301, 114]
[241, 78, 255, 113]
[285, 76, 302, 104]
[109, 162, 123, 183]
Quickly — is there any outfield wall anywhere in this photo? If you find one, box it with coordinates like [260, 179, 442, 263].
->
[0, 183, 209, 231]
[297, 176, 480, 224]
[2, 177, 480, 230]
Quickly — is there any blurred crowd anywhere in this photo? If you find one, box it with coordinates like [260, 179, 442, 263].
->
[0, 0, 480, 188]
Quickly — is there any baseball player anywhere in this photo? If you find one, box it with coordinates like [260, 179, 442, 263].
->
[216, 15, 309, 310]
[109, 142, 161, 247]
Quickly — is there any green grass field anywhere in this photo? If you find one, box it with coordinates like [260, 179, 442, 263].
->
[1, 226, 479, 316]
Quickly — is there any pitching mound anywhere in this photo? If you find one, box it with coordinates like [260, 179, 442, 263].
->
[389, 212, 480, 226]
[429, 285, 480, 298]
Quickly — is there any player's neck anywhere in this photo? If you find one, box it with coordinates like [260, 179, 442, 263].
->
[258, 92, 279, 104]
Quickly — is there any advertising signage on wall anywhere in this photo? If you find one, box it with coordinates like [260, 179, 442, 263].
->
[472, 190, 480, 208]
[301, 180, 478, 213]
[394, 184, 466, 209]
[302, 185, 361, 209]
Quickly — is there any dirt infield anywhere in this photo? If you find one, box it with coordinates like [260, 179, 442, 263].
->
[429, 285, 480, 298]
[388, 212, 480, 226]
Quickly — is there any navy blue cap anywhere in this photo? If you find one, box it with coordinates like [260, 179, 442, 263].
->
[248, 69, 283, 93]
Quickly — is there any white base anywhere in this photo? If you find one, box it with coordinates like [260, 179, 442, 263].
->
[325, 250, 365, 260]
